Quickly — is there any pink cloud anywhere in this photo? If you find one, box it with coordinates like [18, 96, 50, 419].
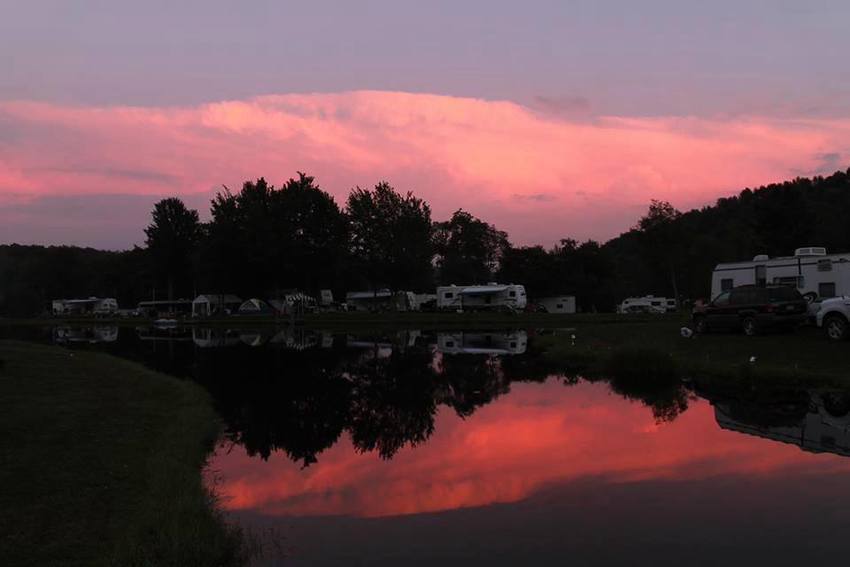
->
[1, 91, 849, 247]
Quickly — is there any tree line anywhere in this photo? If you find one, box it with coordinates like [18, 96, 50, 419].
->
[1, 168, 849, 316]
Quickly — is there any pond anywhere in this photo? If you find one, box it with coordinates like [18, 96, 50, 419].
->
[19, 325, 850, 565]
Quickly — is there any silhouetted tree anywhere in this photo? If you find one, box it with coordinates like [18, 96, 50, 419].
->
[434, 209, 509, 284]
[346, 182, 433, 291]
[144, 197, 202, 300]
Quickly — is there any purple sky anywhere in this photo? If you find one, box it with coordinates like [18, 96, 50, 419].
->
[1, 1, 849, 249]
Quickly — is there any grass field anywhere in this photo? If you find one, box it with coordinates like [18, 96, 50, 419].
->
[0, 341, 250, 567]
[535, 318, 850, 385]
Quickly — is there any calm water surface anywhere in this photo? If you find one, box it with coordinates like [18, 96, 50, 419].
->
[19, 325, 850, 565]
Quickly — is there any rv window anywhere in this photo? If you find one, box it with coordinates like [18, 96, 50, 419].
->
[509, 291, 516, 297]
[444, 292, 454, 299]
[721, 278, 733, 292]
[819, 282, 837, 299]
[773, 276, 804, 288]
[445, 341, 455, 348]
[556, 304, 563, 309]
[818, 259, 833, 272]
[651, 301, 661, 306]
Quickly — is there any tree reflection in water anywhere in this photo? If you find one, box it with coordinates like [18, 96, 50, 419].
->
[186, 330, 704, 467]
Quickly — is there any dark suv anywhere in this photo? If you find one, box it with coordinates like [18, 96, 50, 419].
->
[693, 285, 808, 335]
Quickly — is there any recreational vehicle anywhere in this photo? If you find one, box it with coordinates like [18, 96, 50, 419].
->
[52, 297, 118, 317]
[191, 294, 242, 318]
[537, 295, 577, 314]
[436, 283, 527, 312]
[617, 296, 676, 314]
[710, 247, 850, 306]
[345, 290, 417, 312]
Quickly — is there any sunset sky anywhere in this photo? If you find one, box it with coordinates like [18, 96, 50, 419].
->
[1, 1, 849, 249]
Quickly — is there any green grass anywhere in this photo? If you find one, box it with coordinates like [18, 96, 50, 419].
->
[536, 318, 850, 385]
[0, 341, 250, 567]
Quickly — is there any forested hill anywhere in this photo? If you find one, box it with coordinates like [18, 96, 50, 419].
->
[1, 168, 849, 316]
[602, 168, 850, 303]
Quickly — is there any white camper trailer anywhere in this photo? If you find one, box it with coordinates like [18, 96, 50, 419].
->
[537, 296, 577, 314]
[436, 283, 527, 312]
[617, 296, 676, 314]
[710, 247, 850, 305]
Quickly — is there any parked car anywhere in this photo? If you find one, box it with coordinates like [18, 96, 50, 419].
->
[692, 285, 808, 335]
[816, 296, 850, 341]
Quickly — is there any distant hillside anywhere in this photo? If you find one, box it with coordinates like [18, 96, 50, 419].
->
[603, 168, 850, 301]
[0, 245, 153, 317]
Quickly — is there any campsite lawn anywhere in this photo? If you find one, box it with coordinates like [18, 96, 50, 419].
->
[0, 341, 249, 567]
[535, 318, 850, 384]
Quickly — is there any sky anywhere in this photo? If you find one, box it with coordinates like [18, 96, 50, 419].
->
[1, 0, 849, 249]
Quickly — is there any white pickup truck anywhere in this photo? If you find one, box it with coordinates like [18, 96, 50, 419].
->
[816, 296, 850, 340]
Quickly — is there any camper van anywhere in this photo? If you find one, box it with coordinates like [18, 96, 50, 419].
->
[617, 296, 676, 314]
[436, 283, 527, 312]
[710, 247, 850, 308]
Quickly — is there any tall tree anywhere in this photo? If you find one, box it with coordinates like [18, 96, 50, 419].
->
[144, 197, 202, 300]
[635, 200, 683, 301]
[274, 172, 349, 292]
[205, 175, 349, 296]
[346, 182, 433, 291]
[433, 209, 509, 284]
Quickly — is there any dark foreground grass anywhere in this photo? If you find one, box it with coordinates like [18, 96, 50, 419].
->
[537, 319, 850, 385]
[0, 341, 250, 567]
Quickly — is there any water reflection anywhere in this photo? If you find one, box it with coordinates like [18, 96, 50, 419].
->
[53, 325, 118, 344]
[36, 325, 850, 564]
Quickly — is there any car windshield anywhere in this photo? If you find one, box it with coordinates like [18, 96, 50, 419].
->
[768, 287, 801, 302]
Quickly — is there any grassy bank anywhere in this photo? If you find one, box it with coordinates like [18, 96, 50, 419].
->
[0, 341, 249, 566]
[536, 319, 850, 385]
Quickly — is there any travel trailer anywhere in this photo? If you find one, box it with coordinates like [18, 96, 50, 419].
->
[52, 297, 118, 317]
[617, 296, 676, 314]
[437, 331, 528, 355]
[537, 295, 577, 314]
[436, 283, 527, 312]
[345, 290, 417, 312]
[191, 294, 242, 318]
[710, 247, 850, 305]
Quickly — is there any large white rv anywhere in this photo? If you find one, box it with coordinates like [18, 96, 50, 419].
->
[710, 247, 850, 304]
[436, 283, 527, 312]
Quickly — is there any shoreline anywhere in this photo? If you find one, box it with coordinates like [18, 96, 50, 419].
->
[0, 341, 250, 565]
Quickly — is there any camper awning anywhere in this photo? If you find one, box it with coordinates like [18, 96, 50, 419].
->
[458, 286, 509, 294]
[346, 291, 393, 300]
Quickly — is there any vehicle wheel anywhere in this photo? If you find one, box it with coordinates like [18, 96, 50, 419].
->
[694, 316, 708, 334]
[824, 314, 849, 341]
[741, 317, 758, 336]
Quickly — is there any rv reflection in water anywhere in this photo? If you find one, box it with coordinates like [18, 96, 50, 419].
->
[714, 391, 850, 458]
[437, 331, 527, 355]
[53, 326, 118, 344]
